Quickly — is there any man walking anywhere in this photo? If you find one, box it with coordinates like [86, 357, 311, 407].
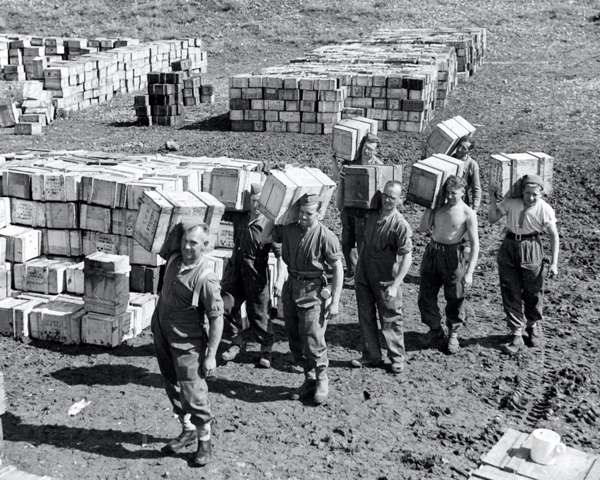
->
[152, 223, 223, 467]
[352, 180, 413, 374]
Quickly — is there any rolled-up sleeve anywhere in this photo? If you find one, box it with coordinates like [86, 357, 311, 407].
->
[200, 273, 224, 321]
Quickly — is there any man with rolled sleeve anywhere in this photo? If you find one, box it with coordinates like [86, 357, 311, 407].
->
[261, 193, 343, 405]
[352, 180, 413, 374]
[152, 223, 223, 467]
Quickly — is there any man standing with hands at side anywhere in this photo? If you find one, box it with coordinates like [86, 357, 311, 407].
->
[418, 176, 480, 354]
[260, 193, 343, 405]
[352, 180, 413, 374]
[152, 223, 223, 467]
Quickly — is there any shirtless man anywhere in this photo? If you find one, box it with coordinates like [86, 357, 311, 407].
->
[417, 175, 479, 353]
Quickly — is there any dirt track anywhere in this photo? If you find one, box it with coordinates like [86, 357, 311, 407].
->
[1, 1, 600, 479]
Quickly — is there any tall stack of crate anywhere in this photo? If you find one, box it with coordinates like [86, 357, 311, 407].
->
[134, 71, 185, 126]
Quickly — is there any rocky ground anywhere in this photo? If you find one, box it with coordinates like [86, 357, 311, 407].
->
[1, 1, 600, 479]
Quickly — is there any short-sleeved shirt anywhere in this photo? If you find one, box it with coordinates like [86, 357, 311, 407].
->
[361, 209, 413, 257]
[271, 222, 342, 274]
[224, 212, 282, 263]
[158, 253, 223, 322]
[498, 197, 556, 235]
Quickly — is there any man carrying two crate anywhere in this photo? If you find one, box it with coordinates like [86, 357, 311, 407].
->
[331, 133, 382, 286]
[219, 183, 285, 368]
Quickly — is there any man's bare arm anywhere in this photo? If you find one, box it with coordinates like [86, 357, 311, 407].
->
[418, 208, 435, 233]
[464, 208, 480, 285]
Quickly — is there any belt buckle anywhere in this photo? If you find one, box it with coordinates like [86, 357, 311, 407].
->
[515, 233, 522, 241]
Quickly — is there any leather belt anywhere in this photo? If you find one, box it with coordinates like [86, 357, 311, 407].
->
[506, 231, 539, 241]
[430, 240, 462, 252]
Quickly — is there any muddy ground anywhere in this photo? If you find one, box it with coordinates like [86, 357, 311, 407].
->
[1, 1, 600, 479]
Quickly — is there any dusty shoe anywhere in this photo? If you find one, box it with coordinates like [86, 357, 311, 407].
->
[389, 362, 404, 374]
[313, 378, 329, 405]
[161, 429, 197, 454]
[350, 356, 383, 368]
[527, 324, 544, 347]
[510, 334, 525, 347]
[447, 332, 460, 354]
[191, 437, 212, 467]
[426, 328, 445, 349]
[257, 351, 271, 369]
[220, 343, 244, 363]
[291, 377, 317, 400]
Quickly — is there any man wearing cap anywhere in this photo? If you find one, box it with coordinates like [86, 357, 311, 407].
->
[260, 193, 343, 405]
[220, 183, 285, 368]
[452, 138, 482, 212]
[352, 180, 413, 374]
[331, 133, 383, 286]
[152, 223, 223, 467]
[489, 174, 559, 348]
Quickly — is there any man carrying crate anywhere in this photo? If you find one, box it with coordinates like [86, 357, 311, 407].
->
[352, 180, 413, 374]
[452, 138, 482, 212]
[418, 176, 480, 354]
[331, 133, 382, 286]
[220, 183, 285, 368]
[152, 223, 223, 467]
[261, 194, 344, 405]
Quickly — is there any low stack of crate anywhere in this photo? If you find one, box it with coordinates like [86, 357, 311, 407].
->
[368, 27, 487, 83]
[230, 62, 437, 133]
[292, 42, 458, 108]
[182, 74, 215, 106]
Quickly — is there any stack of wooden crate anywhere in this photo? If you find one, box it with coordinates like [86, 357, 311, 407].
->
[0, 149, 266, 347]
[182, 74, 215, 106]
[292, 42, 458, 109]
[368, 27, 487, 83]
[0, 34, 208, 114]
[229, 62, 438, 134]
[134, 71, 185, 126]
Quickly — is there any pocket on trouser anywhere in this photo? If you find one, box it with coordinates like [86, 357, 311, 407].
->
[168, 320, 206, 352]
[378, 280, 403, 311]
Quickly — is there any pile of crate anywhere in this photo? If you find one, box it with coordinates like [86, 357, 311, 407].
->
[0, 149, 266, 347]
[0, 33, 207, 113]
[367, 27, 487, 83]
[292, 42, 458, 108]
[229, 62, 438, 134]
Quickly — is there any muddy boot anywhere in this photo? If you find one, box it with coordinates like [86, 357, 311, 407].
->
[526, 323, 544, 347]
[191, 437, 212, 467]
[161, 429, 197, 454]
[426, 327, 445, 349]
[257, 348, 272, 369]
[220, 341, 245, 363]
[447, 331, 460, 354]
[510, 327, 525, 347]
[291, 371, 317, 400]
[313, 370, 329, 405]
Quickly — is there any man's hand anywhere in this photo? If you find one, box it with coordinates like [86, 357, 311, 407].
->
[548, 263, 558, 279]
[463, 272, 474, 288]
[490, 187, 503, 202]
[325, 300, 339, 320]
[202, 355, 217, 378]
[273, 280, 284, 297]
[384, 283, 399, 301]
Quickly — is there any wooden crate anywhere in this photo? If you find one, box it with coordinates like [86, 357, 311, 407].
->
[332, 116, 377, 161]
[83, 252, 130, 316]
[342, 164, 403, 209]
[29, 299, 85, 344]
[0, 197, 11, 229]
[45, 202, 78, 229]
[130, 265, 161, 294]
[13, 298, 46, 340]
[10, 198, 46, 227]
[65, 261, 84, 295]
[472, 428, 600, 480]
[216, 221, 235, 249]
[13, 258, 76, 295]
[0, 225, 42, 263]
[406, 155, 464, 208]
[0, 264, 10, 301]
[423, 115, 476, 157]
[80, 174, 128, 208]
[489, 152, 554, 198]
[111, 209, 137, 237]
[204, 248, 233, 280]
[208, 167, 263, 211]
[80, 204, 112, 233]
[81, 311, 131, 347]
[129, 292, 158, 333]
[0, 298, 28, 337]
[43, 229, 82, 257]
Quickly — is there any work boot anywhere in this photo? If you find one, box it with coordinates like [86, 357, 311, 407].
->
[313, 377, 329, 405]
[447, 331, 460, 354]
[389, 362, 404, 374]
[350, 356, 383, 368]
[291, 372, 317, 400]
[426, 328, 445, 349]
[527, 323, 544, 347]
[510, 328, 525, 347]
[257, 351, 272, 369]
[220, 342, 244, 363]
[161, 429, 197, 454]
[191, 437, 212, 467]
